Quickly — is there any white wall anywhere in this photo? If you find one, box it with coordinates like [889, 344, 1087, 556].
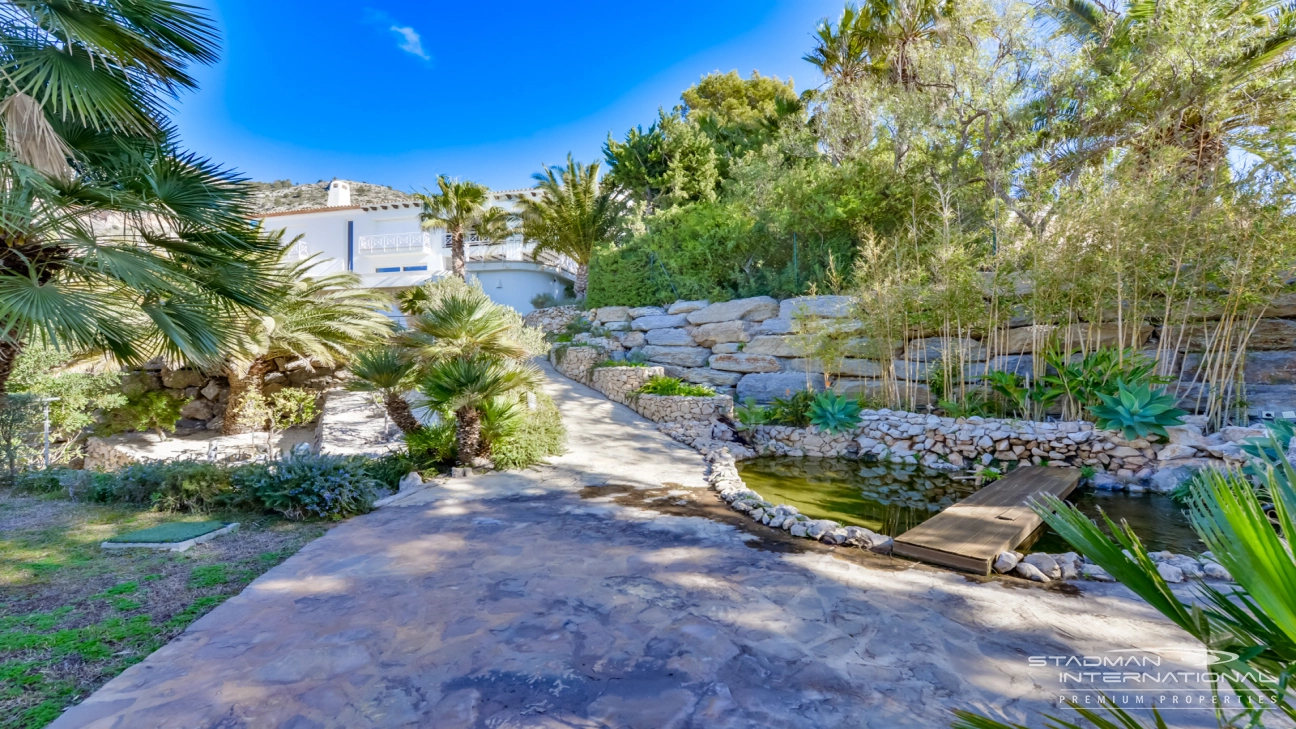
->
[468, 263, 567, 314]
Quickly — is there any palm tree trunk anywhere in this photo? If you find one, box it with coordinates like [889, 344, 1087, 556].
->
[223, 358, 274, 435]
[574, 265, 588, 299]
[384, 391, 423, 434]
[451, 231, 466, 280]
[454, 406, 482, 465]
[0, 338, 23, 395]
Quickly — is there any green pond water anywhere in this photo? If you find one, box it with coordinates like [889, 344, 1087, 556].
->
[736, 457, 1203, 555]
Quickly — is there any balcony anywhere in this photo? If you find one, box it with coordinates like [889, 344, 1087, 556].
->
[358, 231, 436, 254]
[446, 234, 578, 276]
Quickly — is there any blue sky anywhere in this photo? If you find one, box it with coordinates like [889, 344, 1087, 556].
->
[174, 1, 842, 192]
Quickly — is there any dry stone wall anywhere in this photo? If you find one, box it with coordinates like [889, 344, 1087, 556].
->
[590, 365, 662, 405]
[558, 293, 1296, 418]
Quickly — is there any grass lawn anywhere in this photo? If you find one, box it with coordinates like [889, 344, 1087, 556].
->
[0, 492, 328, 729]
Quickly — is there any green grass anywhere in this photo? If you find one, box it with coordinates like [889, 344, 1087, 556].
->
[0, 493, 326, 728]
[104, 521, 228, 544]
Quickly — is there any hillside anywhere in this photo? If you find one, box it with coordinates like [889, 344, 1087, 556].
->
[248, 179, 415, 213]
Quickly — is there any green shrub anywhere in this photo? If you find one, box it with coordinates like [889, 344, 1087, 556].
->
[489, 392, 566, 470]
[807, 391, 862, 433]
[633, 376, 716, 397]
[102, 460, 234, 512]
[100, 390, 186, 438]
[768, 389, 816, 427]
[405, 417, 457, 468]
[1089, 380, 1187, 440]
[734, 397, 771, 430]
[231, 454, 379, 521]
[362, 453, 413, 492]
[268, 388, 319, 429]
[530, 293, 583, 309]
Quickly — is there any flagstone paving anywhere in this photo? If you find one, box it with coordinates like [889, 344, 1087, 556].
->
[51, 363, 1220, 729]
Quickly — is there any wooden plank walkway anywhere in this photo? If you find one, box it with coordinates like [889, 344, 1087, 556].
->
[892, 466, 1081, 575]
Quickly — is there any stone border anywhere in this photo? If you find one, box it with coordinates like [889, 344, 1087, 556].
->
[101, 523, 239, 553]
[548, 354, 1238, 585]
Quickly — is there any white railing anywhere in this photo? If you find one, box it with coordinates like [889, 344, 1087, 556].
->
[292, 240, 309, 260]
[430, 232, 579, 277]
[358, 231, 435, 253]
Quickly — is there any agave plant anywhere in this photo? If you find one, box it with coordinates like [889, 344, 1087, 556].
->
[808, 390, 862, 434]
[1088, 380, 1186, 440]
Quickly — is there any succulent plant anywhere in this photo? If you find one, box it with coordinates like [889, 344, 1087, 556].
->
[807, 391, 862, 434]
[1089, 380, 1186, 440]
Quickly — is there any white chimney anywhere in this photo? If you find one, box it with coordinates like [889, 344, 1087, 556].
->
[326, 179, 351, 207]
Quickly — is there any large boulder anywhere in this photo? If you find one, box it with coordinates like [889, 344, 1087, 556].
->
[1002, 323, 1150, 353]
[781, 358, 883, 377]
[779, 295, 854, 320]
[645, 328, 695, 346]
[161, 368, 205, 389]
[686, 296, 780, 325]
[754, 318, 796, 335]
[120, 372, 161, 397]
[680, 368, 743, 387]
[691, 321, 752, 347]
[632, 314, 689, 331]
[628, 306, 667, 318]
[709, 353, 781, 373]
[667, 299, 709, 315]
[178, 399, 214, 421]
[743, 335, 804, 358]
[903, 337, 986, 363]
[594, 306, 632, 323]
[737, 373, 822, 403]
[1169, 319, 1296, 351]
[618, 330, 646, 348]
[640, 345, 713, 368]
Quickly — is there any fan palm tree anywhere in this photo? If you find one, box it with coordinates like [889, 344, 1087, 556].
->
[0, 1, 282, 394]
[418, 356, 542, 465]
[223, 253, 394, 434]
[414, 176, 512, 280]
[516, 155, 625, 298]
[398, 286, 533, 363]
[348, 346, 422, 435]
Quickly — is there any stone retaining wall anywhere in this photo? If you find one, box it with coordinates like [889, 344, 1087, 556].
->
[631, 394, 733, 423]
[551, 345, 605, 385]
[590, 365, 662, 405]
[552, 294, 1296, 418]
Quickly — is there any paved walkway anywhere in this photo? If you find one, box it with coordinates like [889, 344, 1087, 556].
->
[52, 363, 1218, 729]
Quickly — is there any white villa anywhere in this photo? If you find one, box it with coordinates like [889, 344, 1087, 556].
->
[256, 180, 576, 314]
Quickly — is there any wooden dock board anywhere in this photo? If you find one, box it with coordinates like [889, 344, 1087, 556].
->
[892, 467, 1081, 574]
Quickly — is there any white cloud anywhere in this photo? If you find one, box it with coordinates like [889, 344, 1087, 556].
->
[389, 25, 431, 61]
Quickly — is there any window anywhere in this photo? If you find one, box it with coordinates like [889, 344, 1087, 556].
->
[375, 266, 400, 273]
[402, 265, 428, 271]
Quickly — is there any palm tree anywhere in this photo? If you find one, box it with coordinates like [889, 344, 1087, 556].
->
[348, 346, 422, 435]
[415, 176, 512, 280]
[516, 155, 625, 298]
[398, 287, 532, 363]
[223, 253, 394, 434]
[805, 0, 951, 89]
[0, 1, 283, 394]
[418, 357, 542, 465]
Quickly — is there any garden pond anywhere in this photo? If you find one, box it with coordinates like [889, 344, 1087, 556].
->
[737, 457, 1202, 555]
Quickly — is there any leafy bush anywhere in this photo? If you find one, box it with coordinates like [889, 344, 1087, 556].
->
[807, 391, 862, 433]
[633, 376, 715, 397]
[768, 389, 816, 427]
[1042, 347, 1169, 420]
[734, 397, 772, 430]
[9, 343, 126, 460]
[232, 454, 379, 521]
[100, 390, 186, 439]
[0, 393, 41, 485]
[268, 388, 319, 429]
[405, 416, 457, 468]
[937, 389, 994, 418]
[362, 453, 414, 492]
[489, 393, 567, 470]
[1089, 380, 1187, 440]
[101, 460, 234, 512]
[530, 293, 584, 309]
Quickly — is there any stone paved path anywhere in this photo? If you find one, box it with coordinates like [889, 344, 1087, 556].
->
[51, 363, 1220, 729]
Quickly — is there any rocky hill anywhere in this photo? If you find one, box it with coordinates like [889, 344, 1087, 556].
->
[248, 179, 415, 213]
